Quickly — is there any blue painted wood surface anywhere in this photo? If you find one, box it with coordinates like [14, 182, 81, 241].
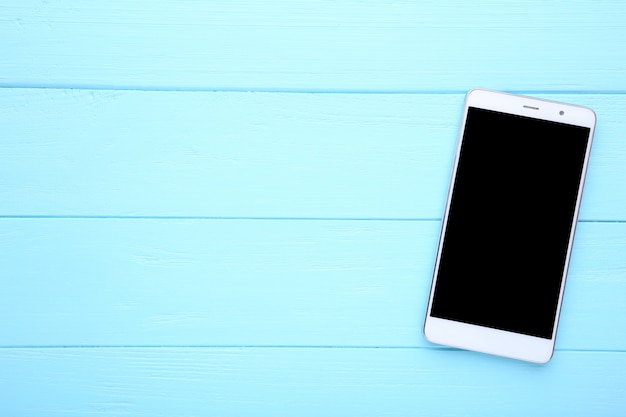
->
[1, 1, 626, 415]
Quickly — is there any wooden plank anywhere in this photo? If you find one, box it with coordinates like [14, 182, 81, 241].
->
[1, 219, 624, 350]
[1, 90, 624, 220]
[1, 347, 624, 416]
[1, 1, 625, 91]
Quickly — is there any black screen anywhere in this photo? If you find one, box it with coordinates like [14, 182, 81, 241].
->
[431, 107, 590, 339]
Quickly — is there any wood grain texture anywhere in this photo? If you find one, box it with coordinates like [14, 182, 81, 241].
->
[1, 219, 624, 351]
[2, 0, 626, 414]
[1, 347, 625, 417]
[1, 1, 625, 91]
[1, 90, 624, 219]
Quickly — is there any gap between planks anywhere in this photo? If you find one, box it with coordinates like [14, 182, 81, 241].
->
[0, 345, 625, 354]
[3, 85, 626, 95]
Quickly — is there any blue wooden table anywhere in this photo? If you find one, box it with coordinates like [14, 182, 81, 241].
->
[1, 1, 626, 415]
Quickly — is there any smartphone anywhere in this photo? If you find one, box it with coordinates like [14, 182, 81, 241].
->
[423, 89, 596, 363]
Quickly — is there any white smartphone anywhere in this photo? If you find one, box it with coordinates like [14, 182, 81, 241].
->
[423, 89, 596, 363]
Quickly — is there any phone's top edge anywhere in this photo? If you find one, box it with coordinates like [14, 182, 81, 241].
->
[465, 88, 596, 114]
[464, 88, 596, 127]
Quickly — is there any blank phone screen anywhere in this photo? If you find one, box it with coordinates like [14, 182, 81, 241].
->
[431, 107, 590, 339]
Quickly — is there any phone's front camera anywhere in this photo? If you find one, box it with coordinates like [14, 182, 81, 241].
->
[559, 110, 565, 116]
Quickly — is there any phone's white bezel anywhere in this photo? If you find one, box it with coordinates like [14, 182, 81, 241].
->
[423, 88, 596, 364]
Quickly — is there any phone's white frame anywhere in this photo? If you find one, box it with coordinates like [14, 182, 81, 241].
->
[423, 88, 596, 364]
